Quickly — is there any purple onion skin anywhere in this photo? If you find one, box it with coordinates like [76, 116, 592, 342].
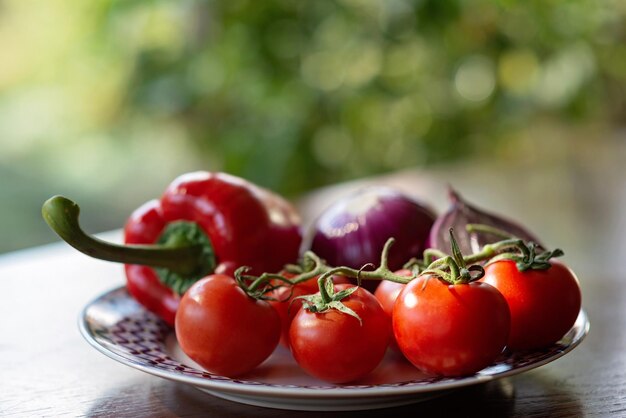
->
[309, 187, 436, 290]
[429, 188, 542, 255]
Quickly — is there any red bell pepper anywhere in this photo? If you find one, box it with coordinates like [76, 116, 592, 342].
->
[42, 171, 302, 325]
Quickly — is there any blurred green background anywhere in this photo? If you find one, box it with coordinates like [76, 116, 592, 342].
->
[1, 0, 625, 253]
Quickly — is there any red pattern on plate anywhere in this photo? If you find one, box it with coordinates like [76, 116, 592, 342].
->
[81, 287, 587, 390]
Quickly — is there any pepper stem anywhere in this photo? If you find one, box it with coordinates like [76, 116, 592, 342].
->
[42, 196, 211, 280]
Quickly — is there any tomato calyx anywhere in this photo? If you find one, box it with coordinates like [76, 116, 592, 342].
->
[421, 228, 486, 285]
[405, 225, 566, 284]
[403, 247, 449, 274]
[296, 238, 417, 285]
[487, 243, 564, 272]
[234, 239, 418, 323]
[465, 224, 564, 271]
[236, 238, 417, 297]
[295, 276, 363, 325]
[234, 266, 295, 301]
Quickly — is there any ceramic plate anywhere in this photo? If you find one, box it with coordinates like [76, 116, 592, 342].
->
[79, 286, 589, 411]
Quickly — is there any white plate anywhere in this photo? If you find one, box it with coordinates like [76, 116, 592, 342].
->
[79, 286, 589, 411]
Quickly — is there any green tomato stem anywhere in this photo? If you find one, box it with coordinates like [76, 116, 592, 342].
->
[465, 223, 515, 239]
[423, 248, 448, 265]
[463, 238, 529, 264]
[288, 239, 416, 285]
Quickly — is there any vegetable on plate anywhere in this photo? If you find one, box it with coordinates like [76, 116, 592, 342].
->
[289, 280, 390, 383]
[175, 273, 282, 377]
[306, 186, 435, 290]
[482, 258, 581, 351]
[42, 171, 302, 325]
[373, 270, 410, 352]
[43, 173, 584, 381]
[267, 272, 350, 348]
[393, 231, 511, 376]
[429, 187, 542, 255]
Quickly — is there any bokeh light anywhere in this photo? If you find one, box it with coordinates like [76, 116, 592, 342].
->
[455, 56, 496, 103]
[0, 0, 625, 252]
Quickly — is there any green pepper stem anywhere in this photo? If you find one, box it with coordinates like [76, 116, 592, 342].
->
[42, 195, 204, 275]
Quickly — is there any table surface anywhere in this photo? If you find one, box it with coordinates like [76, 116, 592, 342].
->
[2, 167, 625, 417]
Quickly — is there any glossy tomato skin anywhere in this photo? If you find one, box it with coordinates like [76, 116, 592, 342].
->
[482, 260, 582, 351]
[373, 270, 411, 352]
[175, 274, 280, 377]
[268, 274, 350, 348]
[393, 276, 510, 376]
[289, 284, 390, 383]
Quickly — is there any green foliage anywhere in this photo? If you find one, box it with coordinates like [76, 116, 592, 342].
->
[95, 0, 624, 192]
[1, 0, 625, 252]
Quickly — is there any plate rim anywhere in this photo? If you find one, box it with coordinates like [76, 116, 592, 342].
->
[78, 286, 589, 399]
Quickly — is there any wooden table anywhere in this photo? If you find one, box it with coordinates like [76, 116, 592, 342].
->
[1, 168, 625, 417]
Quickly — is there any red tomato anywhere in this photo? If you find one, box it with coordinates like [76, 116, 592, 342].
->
[268, 274, 350, 348]
[393, 275, 510, 376]
[373, 270, 411, 352]
[289, 284, 390, 383]
[482, 260, 582, 351]
[175, 274, 280, 377]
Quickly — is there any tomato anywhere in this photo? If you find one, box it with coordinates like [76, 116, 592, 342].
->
[289, 284, 390, 383]
[175, 274, 280, 377]
[373, 270, 411, 352]
[268, 274, 350, 348]
[482, 260, 582, 351]
[393, 275, 510, 376]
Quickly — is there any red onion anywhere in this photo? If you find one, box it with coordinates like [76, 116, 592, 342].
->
[306, 187, 436, 289]
[429, 188, 542, 255]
